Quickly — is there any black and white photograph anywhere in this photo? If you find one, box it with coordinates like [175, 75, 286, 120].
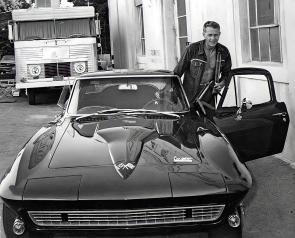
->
[0, 0, 294, 237]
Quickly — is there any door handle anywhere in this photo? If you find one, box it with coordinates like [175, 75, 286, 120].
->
[272, 112, 288, 122]
[272, 112, 287, 117]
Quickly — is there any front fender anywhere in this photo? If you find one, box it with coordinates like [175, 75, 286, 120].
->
[198, 129, 252, 193]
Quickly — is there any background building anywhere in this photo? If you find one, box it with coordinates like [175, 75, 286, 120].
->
[108, 0, 295, 164]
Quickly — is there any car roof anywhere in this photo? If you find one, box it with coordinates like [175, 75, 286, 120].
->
[78, 69, 175, 79]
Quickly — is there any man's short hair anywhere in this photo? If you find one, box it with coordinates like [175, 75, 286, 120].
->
[203, 21, 220, 32]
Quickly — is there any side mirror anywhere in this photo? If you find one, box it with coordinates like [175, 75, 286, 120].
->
[8, 23, 13, 41]
[57, 85, 71, 109]
[241, 98, 253, 110]
[95, 19, 101, 36]
[235, 98, 252, 120]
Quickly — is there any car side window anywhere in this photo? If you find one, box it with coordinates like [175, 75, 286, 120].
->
[221, 74, 271, 108]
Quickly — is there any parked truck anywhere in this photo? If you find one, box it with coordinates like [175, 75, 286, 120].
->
[8, 3, 98, 104]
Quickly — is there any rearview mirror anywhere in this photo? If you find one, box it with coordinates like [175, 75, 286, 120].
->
[118, 84, 138, 90]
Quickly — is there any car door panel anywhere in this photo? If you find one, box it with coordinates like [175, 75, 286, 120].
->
[213, 68, 289, 162]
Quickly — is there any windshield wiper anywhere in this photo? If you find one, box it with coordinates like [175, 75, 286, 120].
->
[68, 33, 87, 38]
[25, 36, 47, 40]
[75, 109, 180, 122]
[122, 109, 180, 118]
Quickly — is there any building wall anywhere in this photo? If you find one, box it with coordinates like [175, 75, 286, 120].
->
[108, 0, 295, 162]
[187, 0, 237, 66]
[137, 0, 165, 69]
[108, 0, 137, 69]
[279, 0, 295, 162]
[108, 0, 177, 70]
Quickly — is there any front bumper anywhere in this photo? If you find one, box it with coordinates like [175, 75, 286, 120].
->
[15, 77, 75, 89]
[2, 193, 245, 236]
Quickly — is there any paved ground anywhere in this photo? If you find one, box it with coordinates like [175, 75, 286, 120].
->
[0, 95, 294, 238]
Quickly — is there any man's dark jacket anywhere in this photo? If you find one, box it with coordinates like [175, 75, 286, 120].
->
[173, 40, 232, 103]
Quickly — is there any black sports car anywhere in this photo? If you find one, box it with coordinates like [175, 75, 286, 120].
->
[0, 68, 289, 237]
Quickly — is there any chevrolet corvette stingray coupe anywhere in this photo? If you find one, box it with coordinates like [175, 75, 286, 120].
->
[0, 68, 289, 237]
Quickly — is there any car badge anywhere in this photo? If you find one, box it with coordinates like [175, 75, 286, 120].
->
[173, 156, 193, 163]
[114, 162, 136, 179]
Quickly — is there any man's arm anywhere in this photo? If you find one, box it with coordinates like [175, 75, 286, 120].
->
[173, 46, 192, 77]
[214, 48, 232, 91]
[219, 48, 232, 83]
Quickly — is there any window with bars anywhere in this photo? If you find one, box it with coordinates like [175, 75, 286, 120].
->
[137, 4, 146, 56]
[176, 0, 188, 56]
[248, 0, 281, 62]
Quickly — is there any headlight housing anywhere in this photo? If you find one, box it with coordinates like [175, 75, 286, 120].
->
[28, 64, 42, 76]
[73, 62, 86, 74]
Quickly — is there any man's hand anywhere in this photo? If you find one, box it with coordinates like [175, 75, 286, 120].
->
[214, 80, 225, 92]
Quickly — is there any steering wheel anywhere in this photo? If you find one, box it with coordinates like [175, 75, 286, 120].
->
[143, 99, 174, 110]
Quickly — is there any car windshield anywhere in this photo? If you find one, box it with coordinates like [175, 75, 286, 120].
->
[67, 76, 190, 114]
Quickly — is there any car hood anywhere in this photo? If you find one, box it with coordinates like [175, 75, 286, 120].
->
[0, 116, 251, 201]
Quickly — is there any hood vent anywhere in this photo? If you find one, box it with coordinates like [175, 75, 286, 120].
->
[97, 127, 157, 179]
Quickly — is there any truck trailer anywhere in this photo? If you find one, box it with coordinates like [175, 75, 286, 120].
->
[8, 2, 98, 104]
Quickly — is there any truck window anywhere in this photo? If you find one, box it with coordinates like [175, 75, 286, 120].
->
[55, 18, 96, 38]
[18, 20, 54, 40]
[17, 18, 95, 41]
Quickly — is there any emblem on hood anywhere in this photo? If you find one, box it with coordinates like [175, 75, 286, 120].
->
[114, 162, 136, 179]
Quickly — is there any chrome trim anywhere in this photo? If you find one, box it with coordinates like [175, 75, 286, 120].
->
[28, 205, 225, 227]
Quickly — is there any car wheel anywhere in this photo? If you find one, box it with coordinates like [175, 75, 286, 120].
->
[2, 204, 52, 238]
[27, 88, 36, 105]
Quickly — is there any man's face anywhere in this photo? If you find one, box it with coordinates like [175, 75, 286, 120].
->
[203, 27, 221, 47]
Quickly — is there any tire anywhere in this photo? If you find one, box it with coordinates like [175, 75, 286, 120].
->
[27, 88, 36, 105]
[2, 204, 52, 238]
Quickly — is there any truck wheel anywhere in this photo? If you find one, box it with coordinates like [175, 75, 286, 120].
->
[2, 203, 53, 238]
[27, 89, 36, 105]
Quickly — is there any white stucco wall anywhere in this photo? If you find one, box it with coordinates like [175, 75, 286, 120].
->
[137, 0, 165, 69]
[137, 0, 178, 70]
[109, 0, 177, 70]
[108, 0, 138, 69]
[275, 0, 295, 163]
[187, 0, 237, 67]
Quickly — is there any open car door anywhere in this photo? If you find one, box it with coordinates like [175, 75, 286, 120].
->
[213, 68, 289, 162]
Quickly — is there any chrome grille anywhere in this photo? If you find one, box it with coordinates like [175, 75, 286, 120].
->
[44, 62, 71, 77]
[28, 205, 224, 227]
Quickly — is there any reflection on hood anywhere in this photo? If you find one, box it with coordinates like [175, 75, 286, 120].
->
[66, 117, 223, 180]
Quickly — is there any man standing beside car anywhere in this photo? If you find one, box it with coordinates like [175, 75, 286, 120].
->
[173, 21, 232, 108]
